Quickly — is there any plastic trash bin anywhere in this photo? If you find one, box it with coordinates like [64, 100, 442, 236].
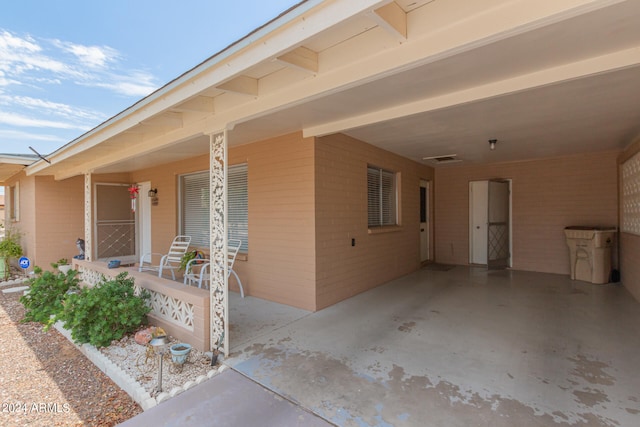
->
[564, 226, 616, 284]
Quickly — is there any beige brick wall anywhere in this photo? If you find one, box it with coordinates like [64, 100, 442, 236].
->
[435, 151, 619, 275]
[131, 133, 318, 311]
[232, 133, 317, 310]
[4, 172, 35, 266]
[315, 134, 435, 309]
[34, 176, 85, 268]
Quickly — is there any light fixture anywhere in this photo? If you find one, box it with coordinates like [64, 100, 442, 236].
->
[149, 335, 169, 392]
[148, 188, 158, 198]
[489, 139, 497, 151]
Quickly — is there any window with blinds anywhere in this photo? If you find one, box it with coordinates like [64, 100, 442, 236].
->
[367, 166, 397, 227]
[179, 164, 248, 252]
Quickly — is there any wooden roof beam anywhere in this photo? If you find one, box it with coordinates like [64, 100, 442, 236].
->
[276, 46, 319, 74]
[217, 75, 258, 97]
[371, 1, 407, 42]
[172, 95, 215, 113]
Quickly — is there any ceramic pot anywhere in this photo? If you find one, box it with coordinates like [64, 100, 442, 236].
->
[170, 343, 192, 365]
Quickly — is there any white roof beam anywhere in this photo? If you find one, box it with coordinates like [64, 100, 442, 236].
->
[303, 46, 640, 137]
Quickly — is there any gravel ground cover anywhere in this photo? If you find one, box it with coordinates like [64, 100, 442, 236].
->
[0, 289, 142, 426]
[99, 333, 214, 399]
[1, 274, 215, 426]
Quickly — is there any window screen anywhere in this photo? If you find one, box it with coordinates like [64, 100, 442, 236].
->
[180, 164, 248, 251]
[367, 166, 397, 227]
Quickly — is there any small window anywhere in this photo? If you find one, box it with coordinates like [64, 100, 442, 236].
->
[367, 166, 397, 227]
[179, 164, 248, 252]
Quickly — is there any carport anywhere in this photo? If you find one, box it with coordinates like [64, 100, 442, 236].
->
[225, 266, 640, 426]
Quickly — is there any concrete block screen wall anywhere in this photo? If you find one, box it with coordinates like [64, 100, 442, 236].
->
[619, 139, 640, 302]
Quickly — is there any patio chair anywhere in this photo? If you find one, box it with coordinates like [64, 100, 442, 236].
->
[183, 239, 244, 297]
[138, 235, 191, 280]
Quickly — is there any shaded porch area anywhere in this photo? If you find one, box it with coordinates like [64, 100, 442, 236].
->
[224, 266, 640, 426]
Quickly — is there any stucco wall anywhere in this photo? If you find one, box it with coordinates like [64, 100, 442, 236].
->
[619, 139, 640, 302]
[434, 151, 619, 275]
[315, 134, 435, 310]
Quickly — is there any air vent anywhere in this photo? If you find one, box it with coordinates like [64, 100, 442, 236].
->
[422, 154, 462, 165]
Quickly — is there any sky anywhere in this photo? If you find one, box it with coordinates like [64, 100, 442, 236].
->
[0, 0, 302, 156]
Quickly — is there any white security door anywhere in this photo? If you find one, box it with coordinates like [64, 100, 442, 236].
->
[469, 181, 489, 264]
[487, 180, 510, 270]
[420, 180, 430, 262]
[94, 183, 136, 263]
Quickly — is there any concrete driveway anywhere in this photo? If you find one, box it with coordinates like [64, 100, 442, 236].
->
[226, 266, 640, 427]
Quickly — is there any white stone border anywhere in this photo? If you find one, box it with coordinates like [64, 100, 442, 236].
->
[53, 321, 226, 411]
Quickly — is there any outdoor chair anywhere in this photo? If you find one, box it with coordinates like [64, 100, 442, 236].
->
[139, 235, 191, 280]
[183, 239, 244, 297]
[183, 258, 211, 289]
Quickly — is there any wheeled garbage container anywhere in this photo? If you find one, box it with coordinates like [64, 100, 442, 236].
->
[564, 226, 616, 284]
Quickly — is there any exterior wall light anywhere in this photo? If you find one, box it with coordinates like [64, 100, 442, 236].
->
[148, 188, 158, 198]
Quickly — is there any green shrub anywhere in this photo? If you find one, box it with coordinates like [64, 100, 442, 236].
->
[56, 272, 151, 348]
[0, 228, 23, 279]
[20, 266, 80, 325]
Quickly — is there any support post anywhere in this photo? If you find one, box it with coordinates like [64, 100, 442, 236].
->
[84, 172, 92, 261]
[209, 131, 229, 355]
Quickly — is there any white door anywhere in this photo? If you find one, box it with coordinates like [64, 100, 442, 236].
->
[420, 180, 430, 262]
[137, 181, 152, 260]
[469, 181, 489, 264]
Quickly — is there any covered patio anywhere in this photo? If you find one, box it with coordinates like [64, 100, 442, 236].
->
[222, 266, 640, 426]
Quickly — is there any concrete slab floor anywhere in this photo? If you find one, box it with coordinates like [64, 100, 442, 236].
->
[226, 266, 640, 427]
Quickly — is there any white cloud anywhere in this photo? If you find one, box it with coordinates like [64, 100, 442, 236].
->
[5, 95, 106, 122]
[0, 128, 66, 142]
[0, 111, 91, 130]
[0, 29, 158, 96]
[53, 39, 119, 69]
[89, 70, 158, 97]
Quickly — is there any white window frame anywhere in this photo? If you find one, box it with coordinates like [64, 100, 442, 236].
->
[367, 165, 398, 228]
[179, 164, 248, 252]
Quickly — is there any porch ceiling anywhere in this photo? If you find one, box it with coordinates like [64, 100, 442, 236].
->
[26, 0, 640, 178]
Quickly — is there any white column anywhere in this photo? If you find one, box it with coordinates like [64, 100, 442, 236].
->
[84, 172, 92, 261]
[210, 131, 229, 355]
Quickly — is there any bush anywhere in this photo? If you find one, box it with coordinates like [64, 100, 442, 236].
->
[20, 266, 80, 325]
[0, 228, 23, 279]
[56, 272, 151, 348]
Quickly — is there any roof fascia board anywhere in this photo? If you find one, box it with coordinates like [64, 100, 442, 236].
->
[0, 155, 38, 165]
[26, 0, 390, 177]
